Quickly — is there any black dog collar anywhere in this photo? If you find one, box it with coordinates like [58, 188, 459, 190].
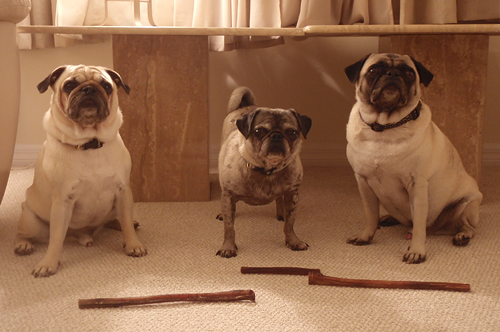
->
[244, 158, 294, 176]
[69, 138, 104, 150]
[360, 101, 422, 132]
[246, 162, 277, 176]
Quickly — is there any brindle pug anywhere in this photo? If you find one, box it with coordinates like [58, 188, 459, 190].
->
[217, 87, 312, 258]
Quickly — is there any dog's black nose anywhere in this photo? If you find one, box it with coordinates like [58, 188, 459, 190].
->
[82, 86, 95, 94]
[385, 68, 401, 77]
[270, 132, 283, 141]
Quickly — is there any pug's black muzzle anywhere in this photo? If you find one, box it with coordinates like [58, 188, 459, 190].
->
[268, 131, 286, 154]
[67, 84, 110, 126]
[370, 71, 409, 112]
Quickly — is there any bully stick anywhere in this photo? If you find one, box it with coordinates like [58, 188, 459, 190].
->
[78, 289, 256, 309]
[309, 272, 471, 292]
[240, 266, 471, 292]
[241, 266, 321, 275]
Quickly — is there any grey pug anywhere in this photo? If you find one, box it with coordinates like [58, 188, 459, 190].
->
[14, 65, 147, 277]
[344, 53, 483, 264]
[217, 87, 312, 258]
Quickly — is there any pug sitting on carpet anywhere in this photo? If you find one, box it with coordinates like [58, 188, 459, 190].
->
[216, 87, 312, 258]
[344, 53, 483, 264]
[14, 65, 147, 277]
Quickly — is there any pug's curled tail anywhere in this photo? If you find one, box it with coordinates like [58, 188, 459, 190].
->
[228, 87, 256, 113]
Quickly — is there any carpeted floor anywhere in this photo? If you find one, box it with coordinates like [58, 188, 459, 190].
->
[1, 166, 499, 331]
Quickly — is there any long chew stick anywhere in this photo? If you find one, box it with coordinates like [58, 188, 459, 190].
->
[309, 272, 471, 292]
[241, 266, 321, 275]
[78, 290, 256, 309]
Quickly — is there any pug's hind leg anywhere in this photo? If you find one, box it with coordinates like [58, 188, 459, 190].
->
[379, 215, 400, 227]
[283, 192, 308, 251]
[14, 202, 49, 255]
[77, 232, 93, 247]
[275, 196, 284, 221]
[453, 199, 480, 246]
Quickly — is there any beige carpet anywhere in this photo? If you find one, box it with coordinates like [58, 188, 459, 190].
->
[1, 166, 499, 332]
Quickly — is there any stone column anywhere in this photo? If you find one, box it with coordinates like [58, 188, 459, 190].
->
[113, 35, 210, 202]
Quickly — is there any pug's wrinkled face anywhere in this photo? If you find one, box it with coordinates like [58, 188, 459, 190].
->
[345, 53, 433, 114]
[38, 65, 130, 127]
[236, 108, 311, 168]
[61, 73, 113, 126]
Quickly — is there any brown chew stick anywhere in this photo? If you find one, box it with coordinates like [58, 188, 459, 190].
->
[78, 290, 256, 309]
[241, 266, 321, 275]
[308, 272, 471, 292]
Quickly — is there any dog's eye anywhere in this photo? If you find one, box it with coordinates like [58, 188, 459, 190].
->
[405, 70, 415, 79]
[286, 129, 299, 141]
[102, 82, 113, 95]
[254, 128, 268, 139]
[368, 67, 380, 76]
[63, 82, 77, 93]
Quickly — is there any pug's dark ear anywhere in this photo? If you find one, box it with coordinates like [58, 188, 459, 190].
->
[345, 54, 372, 84]
[410, 56, 434, 87]
[106, 69, 131, 94]
[290, 109, 312, 139]
[37, 66, 67, 93]
[236, 109, 260, 139]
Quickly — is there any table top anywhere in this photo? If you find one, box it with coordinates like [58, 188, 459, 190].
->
[17, 24, 500, 37]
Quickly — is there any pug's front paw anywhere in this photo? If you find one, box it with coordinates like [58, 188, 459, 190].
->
[286, 237, 309, 251]
[124, 242, 148, 257]
[32, 260, 60, 278]
[403, 248, 426, 264]
[216, 242, 238, 258]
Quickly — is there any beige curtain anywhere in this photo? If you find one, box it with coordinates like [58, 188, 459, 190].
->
[295, 0, 394, 26]
[457, 0, 500, 22]
[18, 0, 500, 51]
[156, 0, 285, 51]
[18, 0, 55, 49]
[18, 0, 111, 49]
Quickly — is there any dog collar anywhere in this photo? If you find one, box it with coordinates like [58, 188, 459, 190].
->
[360, 101, 422, 132]
[69, 138, 104, 150]
[246, 162, 278, 176]
[244, 158, 293, 176]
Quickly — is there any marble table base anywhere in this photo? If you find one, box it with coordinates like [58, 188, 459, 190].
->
[113, 35, 210, 202]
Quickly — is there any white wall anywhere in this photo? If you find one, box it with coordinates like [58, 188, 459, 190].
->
[14, 36, 500, 166]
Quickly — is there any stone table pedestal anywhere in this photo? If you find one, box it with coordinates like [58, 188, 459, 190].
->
[113, 35, 210, 202]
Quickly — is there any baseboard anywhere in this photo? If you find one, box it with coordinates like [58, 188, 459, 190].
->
[13, 143, 500, 169]
[12, 144, 42, 167]
[482, 143, 500, 166]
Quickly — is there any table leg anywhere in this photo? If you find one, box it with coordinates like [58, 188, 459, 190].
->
[113, 35, 210, 202]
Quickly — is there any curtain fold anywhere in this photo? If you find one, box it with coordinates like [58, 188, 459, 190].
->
[17, 0, 55, 49]
[18, 0, 500, 51]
